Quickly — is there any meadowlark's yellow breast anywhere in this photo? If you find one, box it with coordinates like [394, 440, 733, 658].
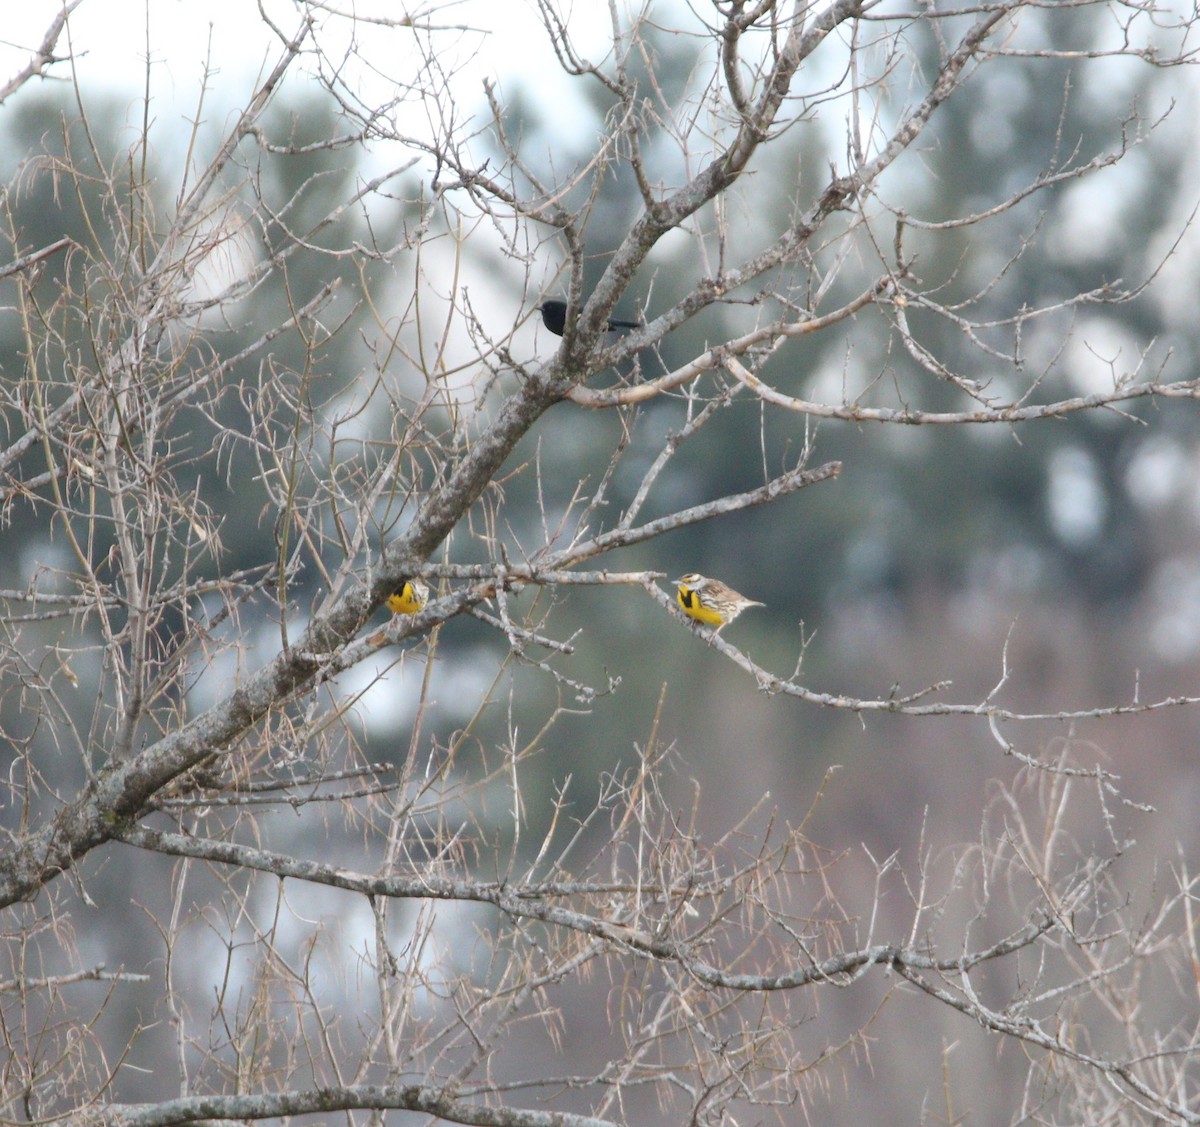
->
[677, 582, 724, 626]
[387, 580, 427, 615]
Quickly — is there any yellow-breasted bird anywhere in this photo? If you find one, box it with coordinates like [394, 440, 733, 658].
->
[387, 579, 430, 616]
[675, 573, 764, 632]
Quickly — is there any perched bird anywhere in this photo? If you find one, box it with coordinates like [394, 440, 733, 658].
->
[675, 573, 764, 632]
[387, 578, 430, 616]
[538, 299, 641, 338]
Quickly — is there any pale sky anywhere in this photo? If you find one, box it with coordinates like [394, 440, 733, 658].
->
[1, 2, 616, 127]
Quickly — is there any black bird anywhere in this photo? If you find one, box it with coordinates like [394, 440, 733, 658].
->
[538, 299, 641, 338]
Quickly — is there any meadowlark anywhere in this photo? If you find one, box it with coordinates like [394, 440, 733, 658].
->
[386, 578, 429, 616]
[674, 573, 764, 632]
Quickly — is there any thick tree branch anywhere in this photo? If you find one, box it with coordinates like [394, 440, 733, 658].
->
[70, 1084, 618, 1127]
[118, 825, 1058, 990]
[0, 0, 84, 103]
